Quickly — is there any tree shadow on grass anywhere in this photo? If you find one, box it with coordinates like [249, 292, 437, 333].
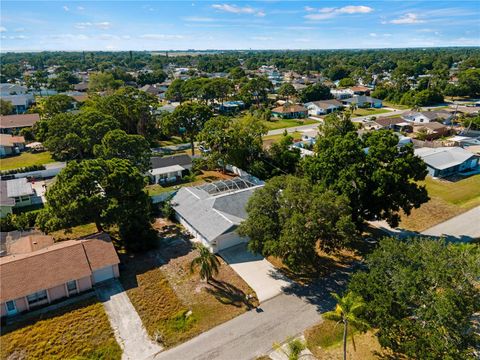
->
[205, 279, 256, 310]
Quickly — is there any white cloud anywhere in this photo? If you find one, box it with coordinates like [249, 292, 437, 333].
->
[251, 36, 272, 41]
[122, 35, 131, 39]
[75, 22, 92, 29]
[63, 5, 69, 12]
[305, 5, 373, 21]
[212, 3, 264, 17]
[296, 38, 311, 43]
[74, 22, 111, 30]
[77, 6, 85, 11]
[14, 28, 25, 32]
[183, 16, 215, 22]
[139, 34, 185, 40]
[95, 22, 111, 29]
[304, 6, 315, 12]
[99, 34, 120, 40]
[0, 26, 6, 32]
[1, 35, 28, 40]
[389, 13, 424, 24]
[369, 32, 377, 37]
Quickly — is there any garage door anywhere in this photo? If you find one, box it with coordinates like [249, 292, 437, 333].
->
[215, 231, 247, 252]
[93, 266, 115, 284]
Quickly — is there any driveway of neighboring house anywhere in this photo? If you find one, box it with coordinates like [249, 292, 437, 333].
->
[96, 279, 163, 360]
[219, 243, 292, 302]
[422, 205, 480, 240]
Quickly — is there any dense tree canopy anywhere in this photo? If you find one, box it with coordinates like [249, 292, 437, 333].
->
[0, 99, 14, 115]
[299, 83, 333, 103]
[239, 175, 356, 272]
[37, 158, 156, 251]
[302, 113, 429, 227]
[349, 238, 480, 359]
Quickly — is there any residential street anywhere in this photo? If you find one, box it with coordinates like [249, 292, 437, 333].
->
[370, 205, 480, 241]
[422, 205, 480, 240]
[151, 267, 353, 360]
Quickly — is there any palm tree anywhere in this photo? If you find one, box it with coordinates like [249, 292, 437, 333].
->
[323, 292, 369, 360]
[190, 244, 220, 283]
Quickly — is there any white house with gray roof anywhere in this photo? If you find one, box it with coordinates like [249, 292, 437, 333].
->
[0, 178, 35, 218]
[414, 147, 479, 178]
[171, 176, 264, 253]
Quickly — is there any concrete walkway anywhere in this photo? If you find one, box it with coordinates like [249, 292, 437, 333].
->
[96, 280, 163, 360]
[219, 243, 292, 302]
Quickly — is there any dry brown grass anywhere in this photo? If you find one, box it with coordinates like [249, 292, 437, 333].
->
[0, 298, 121, 360]
[119, 222, 258, 348]
[400, 175, 480, 231]
[305, 320, 384, 360]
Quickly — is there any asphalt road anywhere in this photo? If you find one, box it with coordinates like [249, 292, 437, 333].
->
[370, 205, 480, 242]
[151, 267, 354, 360]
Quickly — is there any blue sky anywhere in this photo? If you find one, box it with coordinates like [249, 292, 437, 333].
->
[1, 1, 479, 51]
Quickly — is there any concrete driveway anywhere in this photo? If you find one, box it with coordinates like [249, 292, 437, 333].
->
[219, 243, 292, 302]
[96, 279, 163, 360]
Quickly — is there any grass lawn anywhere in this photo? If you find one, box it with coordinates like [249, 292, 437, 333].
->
[50, 222, 99, 241]
[305, 320, 383, 360]
[158, 136, 186, 147]
[382, 101, 410, 110]
[262, 131, 303, 148]
[400, 174, 480, 231]
[263, 118, 317, 130]
[0, 298, 121, 360]
[352, 108, 391, 117]
[120, 221, 257, 348]
[0, 151, 54, 171]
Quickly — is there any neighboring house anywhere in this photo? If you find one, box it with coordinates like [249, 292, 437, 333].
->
[343, 95, 382, 108]
[272, 104, 308, 119]
[0, 83, 29, 96]
[0, 94, 35, 114]
[402, 110, 453, 124]
[217, 101, 245, 114]
[0, 113, 40, 134]
[330, 88, 354, 100]
[0, 178, 35, 218]
[415, 147, 479, 178]
[149, 154, 192, 184]
[171, 176, 264, 253]
[348, 86, 371, 96]
[0, 235, 119, 317]
[413, 122, 449, 140]
[374, 117, 412, 132]
[0, 134, 25, 157]
[304, 99, 343, 116]
[139, 84, 165, 98]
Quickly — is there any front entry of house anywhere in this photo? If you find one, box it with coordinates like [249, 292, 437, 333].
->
[93, 266, 115, 284]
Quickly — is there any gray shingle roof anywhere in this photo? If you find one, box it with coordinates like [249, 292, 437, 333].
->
[172, 178, 263, 242]
[150, 154, 192, 170]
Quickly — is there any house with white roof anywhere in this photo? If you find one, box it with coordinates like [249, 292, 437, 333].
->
[0, 178, 36, 218]
[414, 147, 479, 178]
[171, 176, 264, 253]
[304, 99, 343, 116]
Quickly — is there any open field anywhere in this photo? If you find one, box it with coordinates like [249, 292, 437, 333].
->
[263, 118, 317, 130]
[382, 101, 411, 110]
[262, 131, 303, 148]
[0, 151, 54, 171]
[305, 320, 384, 360]
[120, 221, 257, 348]
[400, 174, 480, 231]
[352, 108, 391, 117]
[0, 298, 121, 360]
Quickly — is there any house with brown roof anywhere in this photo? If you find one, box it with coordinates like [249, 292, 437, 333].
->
[0, 134, 25, 157]
[413, 122, 449, 140]
[0, 113, 40, 134]
[272, 104, 308, 119]
[0, 235, 119, 317]
[374, 117, 412, 132]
